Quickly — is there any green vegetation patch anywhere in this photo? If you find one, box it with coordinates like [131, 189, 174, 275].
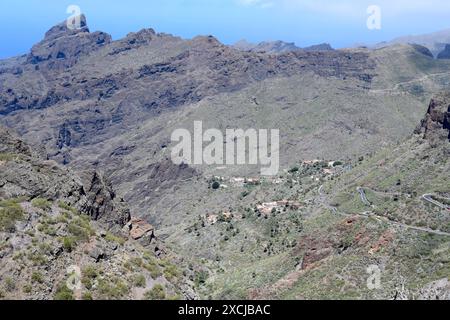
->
[54, 283, 74, 300]
[31, 198, 52, 211]
[144, 284, 166, 300]
[0, 198, 25, 232]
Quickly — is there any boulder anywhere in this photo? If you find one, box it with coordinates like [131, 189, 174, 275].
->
[125, 217, 155, 240]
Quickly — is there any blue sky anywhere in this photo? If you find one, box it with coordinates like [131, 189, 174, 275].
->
[1, 0, 449, 58]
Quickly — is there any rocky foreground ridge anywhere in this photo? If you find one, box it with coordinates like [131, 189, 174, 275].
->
[0, 126, 197, 300]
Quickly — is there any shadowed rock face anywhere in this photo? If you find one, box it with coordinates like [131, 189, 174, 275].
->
[416, 92, 450, 142]
[437, 44, 450, 59]
[411, 44, 434, 58]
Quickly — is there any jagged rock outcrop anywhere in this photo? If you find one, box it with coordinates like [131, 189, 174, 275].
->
[0, 126, 33, 157]
[27, 15, 111, 71]
[415, 92, 450, 142]
[0, 127, 86, 204]
[437, 44, 450, 59]
[109, 28, 157, 55]
[80, 171, 131, 232]
[0, 127, 129, 230]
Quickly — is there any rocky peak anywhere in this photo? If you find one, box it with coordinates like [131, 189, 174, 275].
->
[108, 28, 158, 55]
[303, 43, 334, 52]
[125, 28, 157, 44]
[43, 14, 89, 41]
[191, 35, 223, 48]
[27, 15, 112, 70]
[415, 92, 450, 142]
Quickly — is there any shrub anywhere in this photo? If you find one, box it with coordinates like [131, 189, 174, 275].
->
[0, 199, 25, 232]
[194, 270, 208, 287]
[144, 284, 166, 300]
[82, 292, 93, 300]
[27, 252, 47, 266]
[289, 166, 299, 173]
[129, 257, 143, 267]
[23, 284, 32, 294]
[68, 217, 95, 241]
[31, 271, 44, 284]
[57, 201, 78, 214]
[132, 274, 146, 288]
[81, 265, 99, 290]
[144, 262, 162, 279]
[54, 283, 74, 300]
[211, 181, 221, 190]
[61, 237, 76, 252]
[31, 198, 52, 211]
[43, 226, 57, 236]
[83, 265, 99, 279]
[105, 232, 126, 245]
[56, 215, 68, 224]
[97, 278, 129, 299]
[0, 152, 17, 162]
[163, 264, 180, 282]
[4, 277, 16, 292]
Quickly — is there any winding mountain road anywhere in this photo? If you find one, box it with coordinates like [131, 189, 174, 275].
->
[317, 185, 450, 237]
[422, 194, 450, 210]
[369, 71, 450, 95]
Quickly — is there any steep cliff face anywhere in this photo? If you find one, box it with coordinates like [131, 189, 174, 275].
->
[416, 92, 450, 143]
